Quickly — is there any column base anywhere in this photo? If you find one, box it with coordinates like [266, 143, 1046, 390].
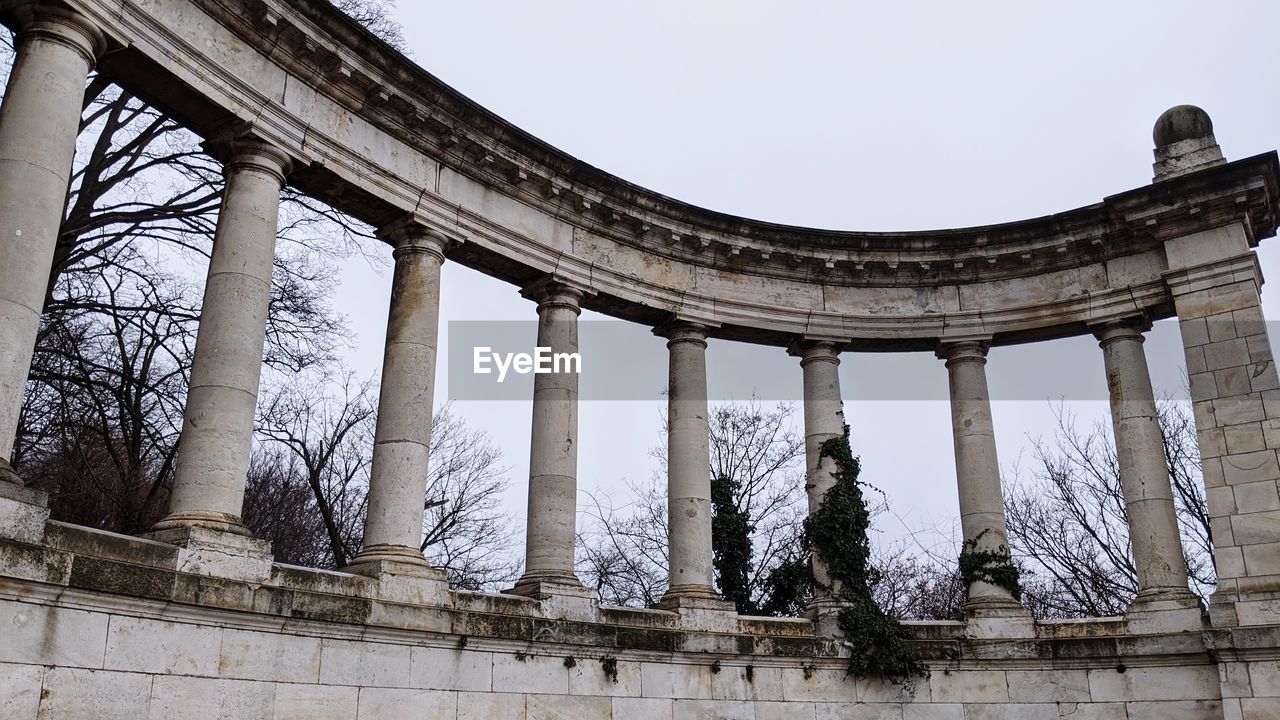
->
[805, 597, 847, 637]
[657, 586, 738, 632]
[1124, 589, 1206, 634]
[151, 511, 254, 537]
[346, 545, 450, 606]
[0, 480, 50, 544]
[963, 597, 1036, 638]
[507, 572, 598, 621]
[145, 524, 273, 582]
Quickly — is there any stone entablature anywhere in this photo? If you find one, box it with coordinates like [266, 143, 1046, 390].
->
[27, 0, 1278, 347]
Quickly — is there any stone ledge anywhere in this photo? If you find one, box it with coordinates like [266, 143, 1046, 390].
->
[0, 522, 1244, 669]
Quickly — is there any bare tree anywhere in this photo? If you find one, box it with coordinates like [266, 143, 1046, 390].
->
[249, 379, 520, 586]
[420, 403, 520, 591]
[578, 401, 809, 611]
[255, 375, 377, 567]
[1005, 400, 1213, 618]
[241, 447, 331, 568]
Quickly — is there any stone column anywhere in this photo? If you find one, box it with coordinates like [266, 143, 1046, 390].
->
[511, 279, 588, 598]
[657, 320, 722, 607]
[0, 8, 104, 493]
[1094, 320, 1200, 628]
[1165, 223, 1280, 627]
[152, 140, 291, 539]
[347, 223, 449, 575]
[789, 340, 845, 605]
[938, 340, 1029, 625]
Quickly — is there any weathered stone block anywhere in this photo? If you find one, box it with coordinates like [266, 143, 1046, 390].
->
[456, 691, 526, 720]
[781, 666, 857, 703]
[492, 652, 569, 695]
[317, 638, 412, 688]
[149, 676, 275, 720]
[612, 696, 675, 720]
[355, 687, 457, 719]
[104, 614, 221, 676]
[1049, 703, 1127, 719]
[568, 656, 640, 697]
[1088, 666, 1218, 702]
[272, 683, 358, 720]
[673, 699, 756, 720]
[219, 628, 322, 683]
[929, 670, 1009, 703]
[1240, 697, 1280, 720]
[1223, 451, 1280, 486]
[0, 487, 49, 544]
[0, 599, 108, 669]
[37, 667, 152, 720]
[1005, 669, 1091, 702]
[1231, 511, 1280, 545]
[902, 704, 964, 720]
[1123, 699, 1223, 720]
[1242, 542, 1280, 575]
[527, 693, 611, 720]
[756, 699, 816, 720]
[410, 646, 492, 692]
[962, 704, 1058, 720]
[0, 662, 43, 720]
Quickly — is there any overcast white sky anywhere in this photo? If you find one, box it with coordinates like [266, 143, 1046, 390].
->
[329, 1, 1280, 551]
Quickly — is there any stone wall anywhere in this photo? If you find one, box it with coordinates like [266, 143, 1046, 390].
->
[2, 523, 1277, 719]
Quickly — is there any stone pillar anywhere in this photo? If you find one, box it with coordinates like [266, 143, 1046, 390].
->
[788, 340, 845, 607]
[1165, 224, 1280, 627]
[510, 279, 589, 600]
[938, 340, 1031, 631]
[152, 140, 290, 547]
[0, 8, 104, 488]
[347, 223, 449, 579]
[1093, 320, 1201, 630]
[657, 320, 727, 613]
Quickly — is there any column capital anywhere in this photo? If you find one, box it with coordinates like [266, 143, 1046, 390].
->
[1091, 316, 1152, 348]
[377, 218, 455, 261]
[787, 338, 844, 366]
[204, 135, 294, 186]
[520, 275, 590, 313]
[655, 318, 712, 347]
[13, 3, 107, 66]
[936, 338, 991, 366]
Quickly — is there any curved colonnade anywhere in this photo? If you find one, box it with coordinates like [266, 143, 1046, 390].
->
[1, 0, 1279, 717]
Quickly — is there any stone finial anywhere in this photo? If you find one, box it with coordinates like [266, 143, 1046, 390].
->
[1152, 105, 1226, 182]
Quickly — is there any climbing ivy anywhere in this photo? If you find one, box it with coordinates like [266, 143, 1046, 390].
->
[957, 530, 1022, 600]
[805, 425, 926, 685]
[711, 473, 755, 613]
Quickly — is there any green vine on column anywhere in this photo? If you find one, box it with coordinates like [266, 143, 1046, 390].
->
[806, 425, 925, 684]
[957, 529, 1022, 600]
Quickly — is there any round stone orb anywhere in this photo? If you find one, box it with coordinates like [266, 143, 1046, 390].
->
[1153, 105, 1214, 147]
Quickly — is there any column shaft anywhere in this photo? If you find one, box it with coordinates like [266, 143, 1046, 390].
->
[792, 341, 844, 595]
[514, 281, 584, 590]
[155, 141, 290, 533]
[0, 10, 103, 481]
[1095, 322, 1192, 601]
[350, 227, 448, 567]
[940, 341, 1023, 612]
[660, 321, 717, 600]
